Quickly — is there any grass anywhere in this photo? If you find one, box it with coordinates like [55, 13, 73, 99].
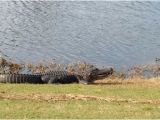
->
[0, 77, 160, 119]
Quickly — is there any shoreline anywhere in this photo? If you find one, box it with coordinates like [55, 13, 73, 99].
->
[0, 57, 159, 79]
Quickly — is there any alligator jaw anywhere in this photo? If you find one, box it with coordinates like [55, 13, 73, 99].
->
[90, 67, 113, 80]
[97, 68, 113, 77]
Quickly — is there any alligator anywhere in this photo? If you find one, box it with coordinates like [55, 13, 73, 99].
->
[0, 68, 113, 84]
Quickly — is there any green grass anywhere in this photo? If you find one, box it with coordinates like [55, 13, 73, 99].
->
[0, 83, 160, 119]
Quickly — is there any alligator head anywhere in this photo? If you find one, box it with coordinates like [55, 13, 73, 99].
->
[80, 67, 113, 84]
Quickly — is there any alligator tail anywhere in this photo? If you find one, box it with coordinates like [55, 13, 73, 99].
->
[0, 74, 43, 84]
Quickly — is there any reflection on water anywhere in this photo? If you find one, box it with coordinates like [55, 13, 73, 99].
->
[0, 1, 160, 68]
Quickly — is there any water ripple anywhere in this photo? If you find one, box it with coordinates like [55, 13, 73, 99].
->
[0, 1, 160, 68]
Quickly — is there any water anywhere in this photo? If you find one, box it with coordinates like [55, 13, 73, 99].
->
[0, 1, 160, 68]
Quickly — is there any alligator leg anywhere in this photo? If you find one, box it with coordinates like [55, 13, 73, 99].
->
[48, 77, 60, 84]
[79, 80, 89, 85]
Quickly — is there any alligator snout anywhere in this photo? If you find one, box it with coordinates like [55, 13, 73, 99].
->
[96, 68, 113, 76]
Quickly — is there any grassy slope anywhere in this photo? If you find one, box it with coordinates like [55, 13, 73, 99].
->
[0, 78, 160, 119]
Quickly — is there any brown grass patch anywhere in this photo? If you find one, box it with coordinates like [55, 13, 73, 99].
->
[94, 76, 160, 87]
[0, 92, 160, 105]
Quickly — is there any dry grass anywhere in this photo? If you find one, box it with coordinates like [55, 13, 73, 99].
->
[0, 92, 160, 105]
[94, 76, 160, 87]
[0, 57, 22, 74]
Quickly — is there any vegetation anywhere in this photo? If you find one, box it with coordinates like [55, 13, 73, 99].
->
[0, 77, 160, 119]
[0, 57, 160, 118]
